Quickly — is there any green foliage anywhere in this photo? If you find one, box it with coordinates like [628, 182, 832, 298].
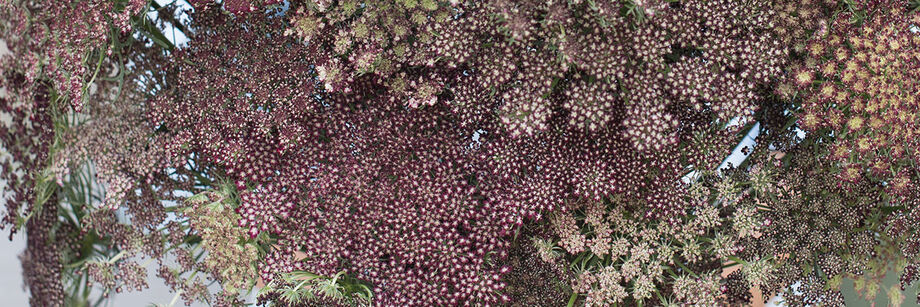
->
[259, 270, 374, 306]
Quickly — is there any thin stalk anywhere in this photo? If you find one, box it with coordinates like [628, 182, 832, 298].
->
[566, 291, 578, 307]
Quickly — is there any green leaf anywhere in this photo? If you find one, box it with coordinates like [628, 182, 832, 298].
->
[131, 16, 175, 50]
[725, 255, 748, 266]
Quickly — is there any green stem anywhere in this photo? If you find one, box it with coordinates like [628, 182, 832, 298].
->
[674, 260, 700, 278]
[167, 289, 183, 307]
[82, 46, 107, 101]
[566, 291, 578, 307]
[107, 250, 127, 264]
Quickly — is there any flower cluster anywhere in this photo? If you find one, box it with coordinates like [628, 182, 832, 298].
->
[8, 0, 920, 306]
[20, 193, 66, 306]
[495, 231, 571, 306]
[144, 7, 538, 305]
[282, 0, 458, 99]
[1, 0, 144, 111]
[778, 2, 920, 303]
[188, 0, 283, 15]
[181, 187, 260, 299]
[0, 65, 66, 306]
[545, 190, 760, 306]
[730, 139, 910, 306]
[795, 3, 920, 195]
[0, 69, 55, 239]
